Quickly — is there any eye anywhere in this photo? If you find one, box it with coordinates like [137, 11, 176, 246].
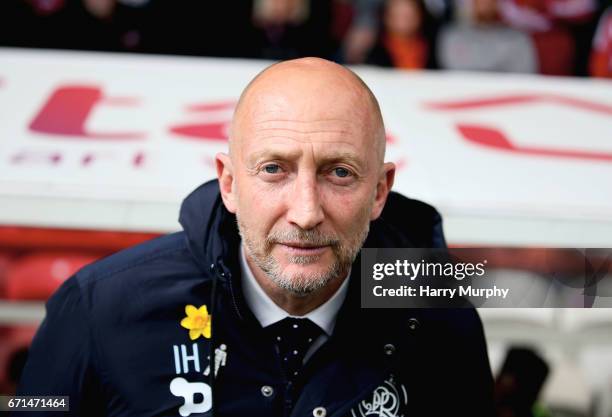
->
[332, 167, 351, 178]
[263, 164, 281, 174]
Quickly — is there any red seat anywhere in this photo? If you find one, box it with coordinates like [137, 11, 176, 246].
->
[0, 252, 14, 298]
[6, 252, 98, 301]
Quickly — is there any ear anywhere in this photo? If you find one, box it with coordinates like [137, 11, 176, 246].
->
[370, 162, 395, 220]
[215, 152, 237, 213]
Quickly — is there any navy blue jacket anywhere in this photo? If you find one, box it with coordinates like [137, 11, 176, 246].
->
[15, 179, 494, 417]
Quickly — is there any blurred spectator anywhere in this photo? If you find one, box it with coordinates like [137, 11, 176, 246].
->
[0, 0, 603, 76]
[0, 0, 259, 57]
[145, 0, 256, 58]
[66, 0, 149, 52]
[590, 7, 612, 77]
[497, 0, 597, 75]
[438, 0, 538, 72]
[423, 0, 454, 21]
[0, 0, 157, 53]
[365, 0, 432, 69]
[340, 0, 383, 64]
[339, 0, 451, 65]
[0, 0, 68, 49]
[248, 0, 336, 60]
[529, 28, 576, 75]
[498, 0, 596, 32]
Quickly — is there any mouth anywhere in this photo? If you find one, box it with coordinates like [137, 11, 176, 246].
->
[278, 242, 330, 256]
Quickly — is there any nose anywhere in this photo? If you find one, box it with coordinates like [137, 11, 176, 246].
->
[286, 172, 325, 230]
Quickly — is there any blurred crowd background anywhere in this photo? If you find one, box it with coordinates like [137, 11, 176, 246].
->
[1, 0, 612, 77]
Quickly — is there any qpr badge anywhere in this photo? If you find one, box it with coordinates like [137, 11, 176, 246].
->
[351, 375, 408, 417]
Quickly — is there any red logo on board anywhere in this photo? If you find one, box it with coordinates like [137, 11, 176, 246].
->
[425, 94, 612, 162]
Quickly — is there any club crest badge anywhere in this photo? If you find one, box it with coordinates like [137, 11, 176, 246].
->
[351, 375, 408, 417]
[180, 304, 211, 340]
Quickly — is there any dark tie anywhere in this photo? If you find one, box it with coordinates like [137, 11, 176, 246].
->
[267, 317, 323, 383]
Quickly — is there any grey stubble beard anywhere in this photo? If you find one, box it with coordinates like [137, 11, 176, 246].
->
[237, 214, 370, 297]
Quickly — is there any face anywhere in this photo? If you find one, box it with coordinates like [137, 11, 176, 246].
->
[473, 0, 498, 23]
[385, 0, 422, 37]
[217, 63, 394, 296]
[83, 0, 116, 19]
[256, 0, 304, 25]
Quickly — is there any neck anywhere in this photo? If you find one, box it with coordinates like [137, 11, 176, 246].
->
[244, 253, 347, 316]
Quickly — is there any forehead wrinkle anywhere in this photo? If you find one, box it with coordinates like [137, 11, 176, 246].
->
[248, 115, 364, 141]
[251, 118, 357, 127]
[247, 98, 366, 126]
[247, 134, 361, 150]
[252, 128, 353, 138]
[247, 117, 361, 144]
[250, 120, 359, 137]
[240, 88, 371, 134]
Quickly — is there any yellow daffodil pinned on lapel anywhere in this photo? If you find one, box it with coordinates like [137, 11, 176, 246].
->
[180, 304, 212, 340]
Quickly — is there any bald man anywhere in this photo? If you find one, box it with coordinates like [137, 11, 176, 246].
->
[15, 58, 494, 417]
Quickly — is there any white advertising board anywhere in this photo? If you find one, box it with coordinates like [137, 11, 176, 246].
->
[1, 48, 611, 246]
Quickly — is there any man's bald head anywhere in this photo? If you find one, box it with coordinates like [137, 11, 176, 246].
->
[230, 57, 387, 166]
